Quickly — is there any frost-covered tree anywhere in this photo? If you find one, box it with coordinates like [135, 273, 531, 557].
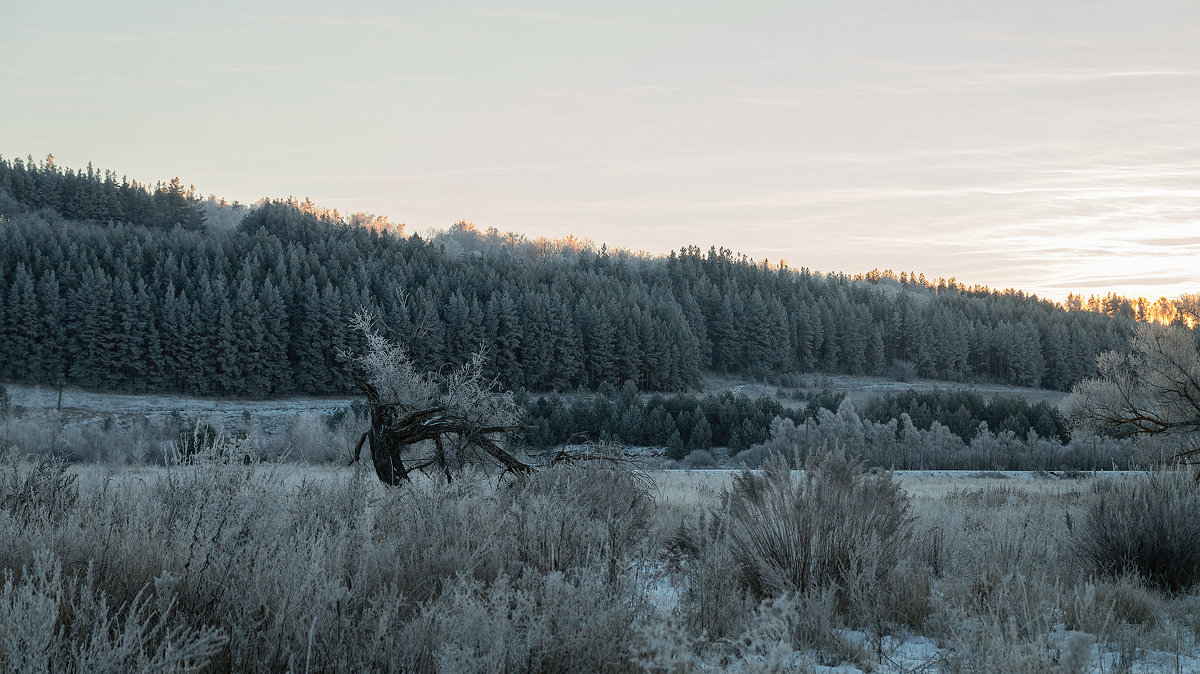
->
[345, 308, 527, 485]
[1063, 296, 1200, 458]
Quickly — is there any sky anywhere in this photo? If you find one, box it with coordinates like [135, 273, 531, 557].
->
[4, 0, 1199, 301]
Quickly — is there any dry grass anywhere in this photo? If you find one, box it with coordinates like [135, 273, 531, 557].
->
[3, 449, 1200, 672]
[1071, 471, 1200, 591]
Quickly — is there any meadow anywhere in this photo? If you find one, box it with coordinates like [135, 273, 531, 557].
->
[3, 445, 1199, 673]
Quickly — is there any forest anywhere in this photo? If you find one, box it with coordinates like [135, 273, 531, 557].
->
[4, 158, 1200, 672]
[0, 155, 1154, 400]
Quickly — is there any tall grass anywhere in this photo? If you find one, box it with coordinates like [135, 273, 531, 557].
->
[722, 450, 911, 603]
[2, 448, 1200, 671]
[668, 449, 921, 665]
[1070, 470, 1200, 591]
[0, 452, 657, 672]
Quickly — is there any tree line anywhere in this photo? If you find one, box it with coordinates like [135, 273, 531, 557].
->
[518, 384, 1074, 461]
[860, 389, 1070, 444]
[0, 155, 1141, 397]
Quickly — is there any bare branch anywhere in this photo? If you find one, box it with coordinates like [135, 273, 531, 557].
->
[1062, 317, 1200, 464]
[343, 309, 529, 485]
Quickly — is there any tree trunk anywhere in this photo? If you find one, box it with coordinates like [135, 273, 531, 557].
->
[349, 373, 532, 485]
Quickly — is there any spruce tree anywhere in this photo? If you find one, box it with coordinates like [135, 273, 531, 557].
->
[5, 264, 37, 380]
[233, 270, 269, 396]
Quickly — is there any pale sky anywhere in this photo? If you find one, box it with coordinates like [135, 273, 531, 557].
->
[4, 0, 1199, 301]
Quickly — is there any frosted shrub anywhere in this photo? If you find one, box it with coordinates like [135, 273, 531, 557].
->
[1071, 470, 1200, 591]
[723, 451, 911, 605]
[672, 449, 917, 645]
[730, 444, 781, 469]
[0, 551, 225, 673]
[402, 572, 639, 673]
[667, 508, 753, 641]
[1065, 574, 1162, 632]
[0, 452, 78, 526]
[169, 416, 260, 465]
[507, 462, 654, 583]
[735, 590, 868, 670]
[679, 449, 719, 470]
[270, 412, 351, 463]
[58, 418, 162, 465]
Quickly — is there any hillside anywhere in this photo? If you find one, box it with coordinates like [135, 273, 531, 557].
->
[0, 155, 1144, 398]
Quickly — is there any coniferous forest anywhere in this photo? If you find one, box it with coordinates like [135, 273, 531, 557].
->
[0, 155, 1144, 398]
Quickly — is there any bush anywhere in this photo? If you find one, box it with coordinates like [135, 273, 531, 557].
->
[0, 454, 658, 671]
[1071, 471, 1200, 591]
[504, 462, 654, 581]
[679, 450, 719, 470]
[0, 383, 10, 417]
[723, 451, 912, 608]
[889, 360, 917, 382]
[0, 452, 79, 525]
[402, 572, 639, 672]
[0, 551, 225, 672]
[170, 416, 259, 465]
[1065, 575, 1162, 632]
[730, 444, 784, 469]
[667, 509, 754, 641]
[672, 449, 915, 640]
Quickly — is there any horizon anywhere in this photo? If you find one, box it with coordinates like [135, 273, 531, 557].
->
[5, 1, 1199, 302]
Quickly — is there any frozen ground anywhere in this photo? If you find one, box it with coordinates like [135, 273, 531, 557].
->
[650, 468, 1129, 512]
[8, 369, 1067, 427]
[700, 371, 1068, 407]
[6, 383, 356, 435]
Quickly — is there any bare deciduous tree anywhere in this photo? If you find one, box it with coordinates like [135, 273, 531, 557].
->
[1062, 295, 1200, 459]
[344, 307, 530, 485]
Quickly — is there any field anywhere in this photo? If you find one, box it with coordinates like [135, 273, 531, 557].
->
[699, 372, 1069, 410]
[5, 384, 356, 436]
[3, 452, 1199, 673]
[7, 370, 1068, 432]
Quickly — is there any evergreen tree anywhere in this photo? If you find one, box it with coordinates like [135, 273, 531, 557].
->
[233, 270, 269, 396]
[292, 275, 325, 391]
[36, 268, 66, 381]
[690, 415, 713, 449]
[5, 264, 37, 380]
[258, 278, 291, 394]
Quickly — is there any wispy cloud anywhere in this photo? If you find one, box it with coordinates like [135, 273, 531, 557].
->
[217, 65, 322, 73]
[18, 27, 177, 47]
[855, 68, 1200, 95]
[472, 9, 692, 32]
[239, 15, 413, 32]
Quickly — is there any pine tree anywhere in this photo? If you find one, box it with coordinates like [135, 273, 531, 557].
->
[69, 266, 115, 389]
[550, 299, 583, 391]
[581, 303, 617, 389]
[215, 298, 240, 395]
[233, 269, 269, 396]
[292, 275, 325, 391]
[442, 290, 474, 366]
[5, 264, 37, 380]
[258, 278, 291, 393]
[318, 281, 347, 390]
[690, 415, 713, 449]
[488, 291, 524, 389]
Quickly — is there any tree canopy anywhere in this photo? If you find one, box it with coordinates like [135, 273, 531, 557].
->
[0, 155, 1147, 397]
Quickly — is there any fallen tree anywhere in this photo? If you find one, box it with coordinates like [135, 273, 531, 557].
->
[344, 304, 532, 485]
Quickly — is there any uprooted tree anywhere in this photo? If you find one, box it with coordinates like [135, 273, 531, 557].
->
[344, 306, 534, 485]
